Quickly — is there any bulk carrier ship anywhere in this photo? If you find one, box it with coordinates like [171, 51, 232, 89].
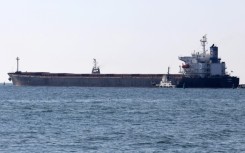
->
[8, 35, 239, 88]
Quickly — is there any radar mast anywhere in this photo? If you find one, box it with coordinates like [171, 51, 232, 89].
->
[200, 35, 207, 55]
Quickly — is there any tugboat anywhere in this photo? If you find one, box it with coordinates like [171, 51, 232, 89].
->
[158, 76, 176, 88]
[175, 35, 239, 88]
[157, 67, 176, 88]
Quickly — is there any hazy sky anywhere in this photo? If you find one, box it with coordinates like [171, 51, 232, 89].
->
[1, 0, 245, 83]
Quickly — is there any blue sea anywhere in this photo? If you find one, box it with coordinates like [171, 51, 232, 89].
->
[0, 85, 245, 153]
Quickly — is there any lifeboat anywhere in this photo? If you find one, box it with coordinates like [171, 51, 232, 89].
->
[182, 64, 190, 68]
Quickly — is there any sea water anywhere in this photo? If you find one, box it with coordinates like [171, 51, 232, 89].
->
[0, 85, 245, 153]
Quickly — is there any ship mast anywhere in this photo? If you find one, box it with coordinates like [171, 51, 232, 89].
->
[94, 59, 97, 69]
[167, 67, 170, 80]
[16, 57, 20, 72]
[200, 35, 207, 55]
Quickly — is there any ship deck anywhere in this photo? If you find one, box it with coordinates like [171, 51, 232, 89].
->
[9, 72, 182, 78]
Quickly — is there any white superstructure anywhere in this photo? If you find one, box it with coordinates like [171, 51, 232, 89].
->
[158, 75, 176, 88]
[179, 35, 226, 78]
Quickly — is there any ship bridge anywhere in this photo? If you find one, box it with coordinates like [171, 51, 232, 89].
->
[179, 35, 226, 78]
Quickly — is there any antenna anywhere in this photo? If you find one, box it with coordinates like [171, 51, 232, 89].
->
[93, 59, 97, 68]
[16, 57, 20, 72]
[200, 35, 207, 54]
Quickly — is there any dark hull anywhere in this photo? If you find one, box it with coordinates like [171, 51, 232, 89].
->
[175, 76, 239, 88]
[8, 72, 239, 88]
[8, 72, 166, 87]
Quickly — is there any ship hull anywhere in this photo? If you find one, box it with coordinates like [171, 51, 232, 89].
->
[8, 72, 165, 87]
[8, 72, 239, 88]
[175, 76, 239, 88]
